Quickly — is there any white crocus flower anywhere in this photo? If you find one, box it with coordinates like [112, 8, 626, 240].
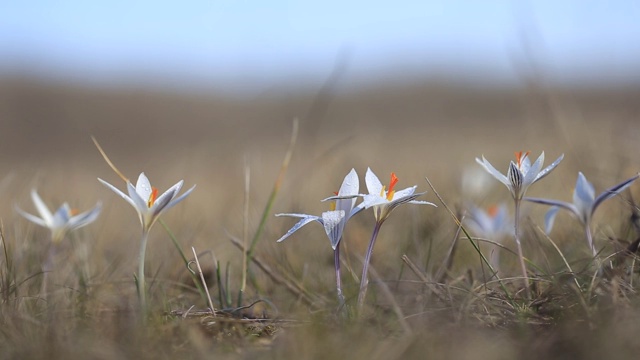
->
[361, 167, 435, 223]
[276, 168, 361, 250]
[476, 151, 564, 201]
[16, 189, 102, 243]
[350, 168, 435, 310]
[475, 151, 563, 299]
[98, 172, 194, 313]
[526, 172, 639, 256]
[466, 204, 513, 240]
[465, 203, 513, 271]
[98, 172, 195, 233]
[276, 168, 361, 305]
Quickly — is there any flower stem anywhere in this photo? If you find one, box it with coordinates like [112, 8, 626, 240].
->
[138, 230, 150, 315]
[334, 242, 345, 307]
[585, 223, 597, 258]
[357, 221, 383, 312]
[41, 243, 57, 299]
[514, 199, 531, 299]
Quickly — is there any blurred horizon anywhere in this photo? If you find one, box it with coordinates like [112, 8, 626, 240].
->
[2, 1, 640, 96]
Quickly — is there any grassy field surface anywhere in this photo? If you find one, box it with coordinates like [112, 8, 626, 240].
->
[1, 78, 640, 359]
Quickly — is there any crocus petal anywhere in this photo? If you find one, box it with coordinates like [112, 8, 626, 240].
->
[98, 178, 138, 210]
[150, 188, 177, 221]
[386, 193, 426, 213]
[349, 202, 366, 218]
[475, 156, 510, 186]
[162, 184, 196, 212]
[15, 206, 48, 227]
[544, 206, 561, 234]
[507, 161, 524, 197]
[127, 181, 149, 211]
[525, 197, 581, 219]
[31, 190, 53, 226]
[592, 173, 640, 215]
[275, 215, 322, 243]
[364, 168, 384, 196]
[573, 172, 596, 217]
[135, 172, 153, 201]
[520, 154, 532, 174]
[533, 154, 564, 183]
[408, 200, 437, 206]
[336, 169, 359, 215]
[362, 194, 389, 208]
[52, 203, 72, 228]
[523, 153, 544, 186]
[67, 202, 102, 230]
[321, 210, 346, 250]
[338, 168, 359, 197]
[392, 186, 417, 200]
[151, 180, 183, 212]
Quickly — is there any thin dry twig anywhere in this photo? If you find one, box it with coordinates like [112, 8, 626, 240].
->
[91, 136, 128, 182]
[190, 247, 216, 316]
[402, 255, 449, 303]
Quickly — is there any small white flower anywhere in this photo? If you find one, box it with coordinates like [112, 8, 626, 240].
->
[466, 203, 513, 240]
[16, 189, 102, 243]
[276, 168, 360, 250]
[476, 151, 564, 201]
[98, 172, 195, 233]
[360, 168, 435, 223]
[527, 172, 639, 233]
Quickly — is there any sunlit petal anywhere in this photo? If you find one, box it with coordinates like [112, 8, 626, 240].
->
[31, 190, 53, 226]
[275, 215, 322, 243]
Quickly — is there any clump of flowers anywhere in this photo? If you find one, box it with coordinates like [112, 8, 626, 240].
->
[476, 151, 563, 298]
[276, 168, 361, 305]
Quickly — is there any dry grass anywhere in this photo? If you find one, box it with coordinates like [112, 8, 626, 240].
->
[1, 77, 640, 359]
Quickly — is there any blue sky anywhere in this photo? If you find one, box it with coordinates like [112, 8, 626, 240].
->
[1, 1, 639, 93]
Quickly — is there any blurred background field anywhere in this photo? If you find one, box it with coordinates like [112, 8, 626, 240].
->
[2, 1, 640, 359]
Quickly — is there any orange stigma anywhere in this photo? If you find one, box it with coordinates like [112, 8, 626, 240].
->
[386, 173, 398, 201]
[148, 187, 158, 207]
[70, 208, 79, 216]
[515, 151, 530, 167]
[487, 205, 499, 218]
[330, 191, 339, 211]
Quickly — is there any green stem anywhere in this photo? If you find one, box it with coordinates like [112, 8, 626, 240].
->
[357, 221, 383, 312]
[514, 199, 531, 299]
[138, 229, 150, 315]
[334, 242, 345, 307]
[585, 223, 597, 258]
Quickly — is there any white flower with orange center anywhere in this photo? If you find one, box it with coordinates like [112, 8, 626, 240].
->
[98, 172, 194, 313]
[466, 204, 513, 240]
[361, 168, 435, 223]
[16, 189, 102, 244]
[351, 168, 435, 310]
[98, 172, 195, 233]
[476, 151, 564, 201]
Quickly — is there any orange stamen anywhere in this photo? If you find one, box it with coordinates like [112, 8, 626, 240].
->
[515, 151, 530, 167]
[330, 191, 338, 211]
[148, 187, 158, 208]
[70, 208, 79, 216]
[386, 173, 399, 201]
